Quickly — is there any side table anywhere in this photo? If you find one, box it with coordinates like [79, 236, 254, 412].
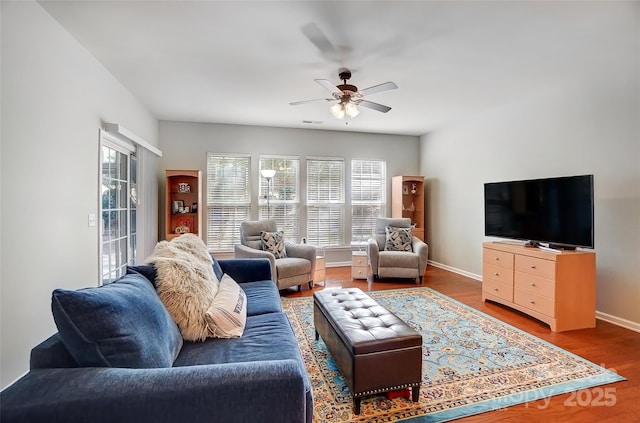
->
[313, 249, 326, 286]
[351, 251, 368, 280]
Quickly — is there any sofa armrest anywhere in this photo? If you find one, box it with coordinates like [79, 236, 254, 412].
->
[0, 360, 307, 423]
[217, 258, 273, 284]
[412, 237, 429, 275]
[233, 244, 277, 280]
[367, 238, 380, 276]
[284, 243, 317, 275]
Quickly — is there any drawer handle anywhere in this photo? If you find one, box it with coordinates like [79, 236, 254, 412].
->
[494, 288, 499, 292]
[494, 272, 499, 276]
[530, 265, 536, 269]
[530, 282, 536, 287]
[530, 300, 535, 304]
[495, 257, 500, 261]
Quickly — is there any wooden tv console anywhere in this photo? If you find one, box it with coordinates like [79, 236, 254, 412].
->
[482, 242, 596, 332]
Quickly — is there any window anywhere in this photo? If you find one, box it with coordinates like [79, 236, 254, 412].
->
[206, 154, 251, 252]
[351, 159, 386, 245]
[307, 157, 345, 246]
[100, 135, 136, 284]
[259, 156, 300, 241]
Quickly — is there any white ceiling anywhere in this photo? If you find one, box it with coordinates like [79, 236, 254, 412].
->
[39, 1, 620, 136]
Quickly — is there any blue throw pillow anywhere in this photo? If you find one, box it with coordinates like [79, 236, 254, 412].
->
[126, 264, 157, 286]
[51, 272, 183, 368]
[211, 255, 224, 281]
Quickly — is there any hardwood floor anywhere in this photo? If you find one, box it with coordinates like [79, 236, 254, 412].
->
[282, 265, 640, 422]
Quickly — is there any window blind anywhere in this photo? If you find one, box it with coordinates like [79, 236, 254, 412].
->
[307, 158, 345, 246]
[259, 156, 300, 241]
[351, 159, 386, 244]
[206, 154, 251, 252]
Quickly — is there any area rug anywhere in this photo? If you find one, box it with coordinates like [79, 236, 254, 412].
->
[281, 287, 625, 423]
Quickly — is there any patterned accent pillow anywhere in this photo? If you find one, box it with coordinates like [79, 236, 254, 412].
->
[260, 230, 287, 258]
[205, 274, 247, 338]
[385, 226, 413, 252]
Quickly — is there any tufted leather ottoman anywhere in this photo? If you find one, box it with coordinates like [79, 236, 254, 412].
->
[313, 288, 422, 414]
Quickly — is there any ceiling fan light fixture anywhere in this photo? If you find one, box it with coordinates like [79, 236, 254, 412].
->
[329, 102, 346, 119]
[344, 102, 360, 118]
[330, 99, 359, 119]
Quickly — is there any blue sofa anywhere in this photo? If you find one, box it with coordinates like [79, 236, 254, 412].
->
[0, 258, 313, 423]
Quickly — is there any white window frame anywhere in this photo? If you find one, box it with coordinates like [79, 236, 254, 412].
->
[99, 130, 136, 285]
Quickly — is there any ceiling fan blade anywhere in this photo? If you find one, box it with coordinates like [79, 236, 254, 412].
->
[301, 23, 338, 56]
[358, 81, 398, 97]
[289, 98, 334, 106]
[356, 99, 392, 113]
[315, 79, 341, 94]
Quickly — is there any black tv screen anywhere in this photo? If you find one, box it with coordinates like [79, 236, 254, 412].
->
[484, 175, 594, 249]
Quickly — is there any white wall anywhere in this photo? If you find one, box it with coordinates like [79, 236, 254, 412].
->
[0, 2, 158, 388]
[419, 5, 640, 326]
[158, 121, 420, 262]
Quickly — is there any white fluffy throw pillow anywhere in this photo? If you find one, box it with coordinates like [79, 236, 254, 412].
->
[205, 274, 247, 338]
[146, 234, 220, 341]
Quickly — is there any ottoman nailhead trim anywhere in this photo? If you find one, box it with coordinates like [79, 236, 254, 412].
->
[354, 383, 421, 397]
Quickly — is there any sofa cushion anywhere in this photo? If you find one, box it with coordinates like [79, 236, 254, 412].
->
[242, 280, 282, 316]
[205, 274, 247, 338]
[174, 312, 302, 366]
[51, 272, 183, 368]
[147, 235, 220, 341]
[260, 230, 287, 258]
[385, 226, 413, 251]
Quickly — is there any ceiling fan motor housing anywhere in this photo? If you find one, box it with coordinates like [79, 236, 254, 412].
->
[337, 83, 358, 94]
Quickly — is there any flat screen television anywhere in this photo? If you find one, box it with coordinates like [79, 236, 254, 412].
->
[484, 175, 594, 250]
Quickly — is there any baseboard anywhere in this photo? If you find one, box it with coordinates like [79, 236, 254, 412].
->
[427, 260, 482, 282]
[327, 261, 351, 268]
[595, 311, 640, 333]
[427, 261, 640, 334]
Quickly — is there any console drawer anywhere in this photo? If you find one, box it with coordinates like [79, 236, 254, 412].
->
[515, 272, 555, 299]
[515, 255, 555, 279]
[483, 248, 514, 270]
[483, 263, 514, 285]
[483, 278, 513, 302]
[514, 289, 555, 317]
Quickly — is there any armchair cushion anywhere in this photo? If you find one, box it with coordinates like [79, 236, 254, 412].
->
[51, 272, 183, 369]
[384, 226, 413, 251]
[260, 230, 287, 258]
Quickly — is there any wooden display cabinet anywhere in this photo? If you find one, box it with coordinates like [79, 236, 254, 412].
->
[165, 170, 202, 240]
[391, 176, 425, 241]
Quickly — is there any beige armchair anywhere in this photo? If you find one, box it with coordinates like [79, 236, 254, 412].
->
[367, 217, 429, 283]
[234, 220, 316, 291]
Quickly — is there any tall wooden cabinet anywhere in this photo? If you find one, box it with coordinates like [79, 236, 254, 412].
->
[165, 170, 203, 240]
[391, 176, 425, 241]
[482, 242, 596, 332]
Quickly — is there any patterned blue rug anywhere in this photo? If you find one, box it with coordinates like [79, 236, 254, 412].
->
[282, 287, 625, 422]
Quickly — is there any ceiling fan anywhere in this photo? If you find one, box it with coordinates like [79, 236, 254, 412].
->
[290, 68, 398, 119]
